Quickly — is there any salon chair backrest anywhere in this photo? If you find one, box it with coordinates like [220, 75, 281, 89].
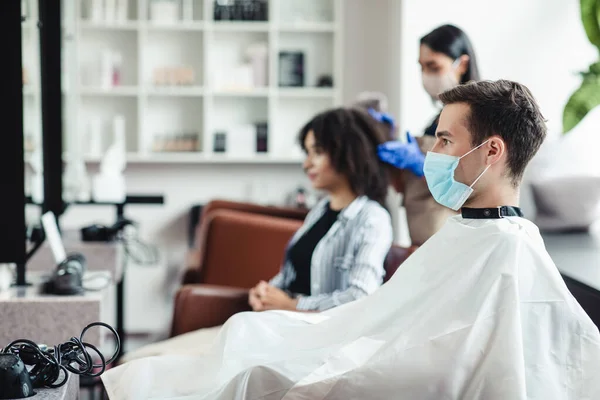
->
[194, 209, 302, 288]
[383, 245, 417, 282]
[200, 199, 308, 225]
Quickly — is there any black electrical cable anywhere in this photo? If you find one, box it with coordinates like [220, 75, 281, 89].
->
[117, 229, 160, 265]
[1, 322, 120, 388]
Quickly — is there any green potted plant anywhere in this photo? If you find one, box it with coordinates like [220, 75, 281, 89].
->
[563, 0, 600, 133]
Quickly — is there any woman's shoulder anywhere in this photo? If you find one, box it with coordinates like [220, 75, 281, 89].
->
[355, 198, 392, 225]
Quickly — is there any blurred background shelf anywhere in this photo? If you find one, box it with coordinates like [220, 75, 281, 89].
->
[277, 88, 336, 98]
[145, 21, 205, 31]
[211, 21, 270, 32]
[212, 88, 271, 97]
[75, 152, 304, 164]
[80, 86, 139, 96]
[277, 22, 336, 33]
[24, 0, 343, 165]
[146, 86, 205, 96]
[79, 20, 140, 30]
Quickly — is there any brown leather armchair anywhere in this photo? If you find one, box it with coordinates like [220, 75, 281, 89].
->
[183, 200, 308, 284]
[173, 208, 302, 337]
[171, 244, 416, 337]
[182, 208, 302, 286]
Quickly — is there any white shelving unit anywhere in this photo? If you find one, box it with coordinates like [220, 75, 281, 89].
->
[53, 0, 344, 164]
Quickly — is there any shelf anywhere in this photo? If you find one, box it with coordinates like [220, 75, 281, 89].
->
[277, 22, 336, 33]
[145, 21, 204, 31]
[201, 154, 304, 164]
[277, 88, 335, 98]
[211, 22, 270, 32]
[212, 88, 271, 97]
[33, 1, 343, 166]
[80, 86, 139, 96]
[146, 86, 205, 97]
[79, 20, 140, 31]
[80, 152, 303, 164]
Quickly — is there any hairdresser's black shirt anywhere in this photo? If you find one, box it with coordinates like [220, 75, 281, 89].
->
[286, 204, 341, 296]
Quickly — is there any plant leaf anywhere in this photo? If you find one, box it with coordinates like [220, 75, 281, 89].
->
[563, 71, 600, 133]
[580, 0, 600, 49]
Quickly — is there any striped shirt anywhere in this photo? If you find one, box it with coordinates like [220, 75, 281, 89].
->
[269, 196, 393, 311]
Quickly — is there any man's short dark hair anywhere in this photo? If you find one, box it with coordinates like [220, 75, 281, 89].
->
[439, 79, 547, 186]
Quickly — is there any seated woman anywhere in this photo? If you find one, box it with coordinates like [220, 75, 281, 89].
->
[119, 107, 394, 362]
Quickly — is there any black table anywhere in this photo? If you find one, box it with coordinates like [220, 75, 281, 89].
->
[543, 226, 600, 327]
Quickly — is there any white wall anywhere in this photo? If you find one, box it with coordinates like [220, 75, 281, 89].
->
[400, 0, 598, 138]
[343, 0, 402, 116]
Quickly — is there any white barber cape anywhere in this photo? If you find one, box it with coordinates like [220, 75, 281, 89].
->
[102, 216, 600, 399]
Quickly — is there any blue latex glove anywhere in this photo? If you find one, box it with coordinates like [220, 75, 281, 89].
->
[377, 132, 425, 177]
[367, 108, 396, 128]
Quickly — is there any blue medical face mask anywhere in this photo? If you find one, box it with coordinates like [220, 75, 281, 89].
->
[423, 140, 491, 211]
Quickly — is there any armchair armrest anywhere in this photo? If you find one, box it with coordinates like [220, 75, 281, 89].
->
[170, 284, 251, 337]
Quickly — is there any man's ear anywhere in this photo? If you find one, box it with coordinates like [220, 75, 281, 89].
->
[486, 135, 505, 165]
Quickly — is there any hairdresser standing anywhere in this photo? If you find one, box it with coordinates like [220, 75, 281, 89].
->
[377, 24, 482, 245]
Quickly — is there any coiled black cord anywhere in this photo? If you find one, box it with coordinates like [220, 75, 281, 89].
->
[117, 229, 159, 265]
[1, 322, 120, 388]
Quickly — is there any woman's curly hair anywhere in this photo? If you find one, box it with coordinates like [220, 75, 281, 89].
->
[299, 107, 390, 208]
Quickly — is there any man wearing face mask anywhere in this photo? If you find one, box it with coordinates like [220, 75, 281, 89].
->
[377, 24, 481, 245]
[101, 80, 600, 399]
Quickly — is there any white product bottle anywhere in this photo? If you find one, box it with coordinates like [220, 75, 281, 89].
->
[246, 42, 268, 87]
[112, 52, 123, 86]
[100, 49, 113, 88]
[116, 0, 129, 21]
[93, 115, 127, 203]
[88, 116, 103, 157]
[182, 0, 193, 21]
[105, 0, 116, 22]
[63, 154, 91, 203]
[63, 154, 78, 203]
[90, 0, 103, 22]
[29, 146, 44, 204]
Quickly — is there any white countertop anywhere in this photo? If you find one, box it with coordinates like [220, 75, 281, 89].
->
[0, 272, 111, 348]
[543, 225, 600, 291]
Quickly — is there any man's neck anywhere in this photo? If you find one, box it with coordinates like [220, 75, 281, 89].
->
[464, 183, 520, 209]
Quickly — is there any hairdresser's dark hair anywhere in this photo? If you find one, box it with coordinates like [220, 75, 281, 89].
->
[420, 24, 480, 84]
[439, 80, 547, 186]
[299, 107, 390, 208]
